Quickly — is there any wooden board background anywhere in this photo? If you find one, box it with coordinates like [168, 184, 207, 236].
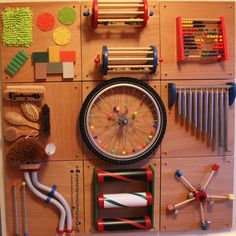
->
[83, 158, 160, 233]
[161, 79, 235, 158]
[82, 80, 162, 160]
[81, 0, 160, 81]
[0, 2, 81, 83]
[2, 82, 83, 161]
[160, 156, 234, 231]
[160, 1, 235, 80]
[0, 1, 235, 235]
[4, 161, 84, 236]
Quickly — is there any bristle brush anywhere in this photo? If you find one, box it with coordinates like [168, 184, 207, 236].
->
[5, 112, 40, 130]
[40, 104, 51, 138]
[7, 137, 46, 166]
[4, 126, 39, 142]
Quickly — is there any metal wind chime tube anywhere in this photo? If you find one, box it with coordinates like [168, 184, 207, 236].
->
[167, 83, 236, 152]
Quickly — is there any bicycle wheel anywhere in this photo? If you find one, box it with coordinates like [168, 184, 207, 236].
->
[80, 78, 167, 164]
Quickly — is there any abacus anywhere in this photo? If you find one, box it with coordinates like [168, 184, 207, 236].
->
[100, 46, 158, 75]
[166, 164, 234, 230]
[168, 82, 236, 151]
[176, 16, 228, 62]
[94, 167, 155, 232]
[84, 0, 150, 28]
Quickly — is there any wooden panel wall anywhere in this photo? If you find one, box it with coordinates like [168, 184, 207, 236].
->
[0, 1, 235, 235]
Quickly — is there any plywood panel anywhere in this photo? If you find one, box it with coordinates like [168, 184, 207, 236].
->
[160, 1, 235, 80]
[81, 80, 162, 160]
[83, 158, 160, 234]
[2, 82, 83, 161]
[0, 2, 81, 83]
[5, 161, 84, 236]
[81, 0, 160, 81]
[160, 80, 235, 158]
[160, 156, 234, 231]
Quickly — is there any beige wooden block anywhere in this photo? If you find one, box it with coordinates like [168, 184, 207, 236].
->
[63, 62, 74, 79]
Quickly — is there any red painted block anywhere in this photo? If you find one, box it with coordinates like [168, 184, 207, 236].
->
[60, 51, 76, 62]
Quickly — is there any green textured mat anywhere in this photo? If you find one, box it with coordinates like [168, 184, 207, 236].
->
[2, 7, 33, 47]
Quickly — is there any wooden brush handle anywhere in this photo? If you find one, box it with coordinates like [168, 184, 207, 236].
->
[5, 112, 40, 130]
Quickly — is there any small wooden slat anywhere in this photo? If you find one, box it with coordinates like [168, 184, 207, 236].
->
[108, 47, 152, 50]
[98, 4, 144, 7]
[108, 57, 153, 61]
[98, 18, 144, 22]
[108, 51, 153, 54]
[108, 65, 153, 68]
[98, 11, 144, 15]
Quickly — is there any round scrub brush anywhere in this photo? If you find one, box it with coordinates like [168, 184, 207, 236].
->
[6, 137, 47, 166]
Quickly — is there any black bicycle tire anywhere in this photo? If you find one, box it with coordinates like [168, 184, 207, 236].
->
[80, 77, 167, 164]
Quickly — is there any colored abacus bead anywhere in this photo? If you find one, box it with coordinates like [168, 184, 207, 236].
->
[175, 169, 183, 177]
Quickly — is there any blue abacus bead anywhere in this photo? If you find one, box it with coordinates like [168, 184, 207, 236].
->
[149, 10, 154, 16]
[201, 223, 208, 231]
[175, 169, 183, 177]
[83, 11, 90, 16]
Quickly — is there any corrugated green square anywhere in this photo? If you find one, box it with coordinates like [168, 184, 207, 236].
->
[2, 7, 33, 47]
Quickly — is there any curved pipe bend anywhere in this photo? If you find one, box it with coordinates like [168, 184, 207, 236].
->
[31, 172, 73, 232]
[24, 172, 66, 233]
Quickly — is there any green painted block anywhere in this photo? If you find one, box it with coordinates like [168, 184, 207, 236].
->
[32, 52, 49, 63]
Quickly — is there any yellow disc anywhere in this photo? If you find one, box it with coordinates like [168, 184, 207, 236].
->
[53, 27, 71, 46]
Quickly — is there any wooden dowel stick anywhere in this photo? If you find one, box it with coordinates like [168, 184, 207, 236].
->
[200, 202, 205, 224]
[98, 11, 145, 14]
[98, 0, 143, 2]
[203, 171, 214, 190]
[108, 57, 153, 61]
[175, 198, 195, 208]
[180, 175, 197, 193]
[108, 51, 153, 54]
[108, 65, 153, 68]
[208, 195, 228, 200]
[98, 4, 144, 7]
[98, 18, 144, 22]
[108, 47, 151, 50]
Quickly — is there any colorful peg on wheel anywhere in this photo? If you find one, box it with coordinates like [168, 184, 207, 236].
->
[132, 111, 138, 119]
[94, 54, 101, 64]
[202, 164, 219, 190]
[175, 169, 197, 193]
